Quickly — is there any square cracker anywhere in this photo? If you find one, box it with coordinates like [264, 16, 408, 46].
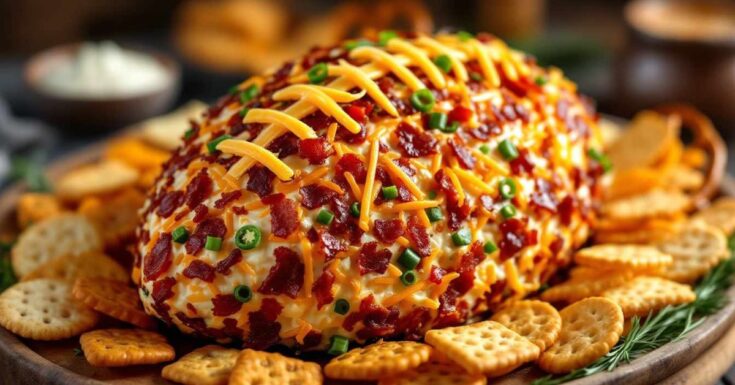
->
[80, 328, 175, 367]
[162, 345, 239, 385]
[229, 349, 322, 385]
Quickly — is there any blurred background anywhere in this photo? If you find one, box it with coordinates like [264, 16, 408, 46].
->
[0, 0, 734, 188]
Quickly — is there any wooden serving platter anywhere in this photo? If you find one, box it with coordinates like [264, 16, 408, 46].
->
[1, 139, 735, 385]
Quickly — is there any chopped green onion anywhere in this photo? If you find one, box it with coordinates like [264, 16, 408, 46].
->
[410, 89, 435, 113]
[345, 39, 373, 50]
[183, 128, 195, 140]
[425, 207, 444, 223]
[428, 190, 437, 199]
[457, 31, 474, 41]
[334, 299, 350, 315]
[172, 226, 189, 243]
[434, 54, 452, 73]
[534, 76, 547, 86]
[207, 134, 233, 154]
[73, 347, 83, 357]
[479, 144, 491, 154]
[398, 248, 421, 270]
[378, 30, 398, 46]
[235, 225, 261, 250]
[500, 204, 517, 219]
[484, 241, 498, 254]
[588, 148, 613, 173]
[350, 202, 360, 218]
[328, 335, 350, 355]
[240, 85, 259, 103]
[382, 185, 399, 200]
[469, 72, 483, 81]
[428, 112, 447, 130]
[239, 107, 250, 118]
[308, 63, 329, 84]
[205, 236, 223, 251]
[498, 178, 517, 199]
[233, 285, 252, 303]
[400, 270, 418, 286]
[317, 209, 335, 225]
[439, 121, 459, 134]
[497, 139, 519, 160]
[228, 85, 240, 95]
[451, 228, 472, 246]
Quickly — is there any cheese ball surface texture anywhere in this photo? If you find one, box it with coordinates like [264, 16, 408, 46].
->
[135, 32, 603, 350]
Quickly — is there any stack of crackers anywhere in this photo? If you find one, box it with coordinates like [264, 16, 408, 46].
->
[0, 106, 732, 385]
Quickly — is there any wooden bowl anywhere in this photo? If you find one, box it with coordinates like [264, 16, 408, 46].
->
[23, 43, 181, 133]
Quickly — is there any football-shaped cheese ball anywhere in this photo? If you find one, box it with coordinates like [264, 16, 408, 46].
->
[135, 32, 603, 350]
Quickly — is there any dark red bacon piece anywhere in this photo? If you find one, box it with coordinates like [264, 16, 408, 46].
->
[268, 196, 299, 238]
[257, 247, 304, 298]
[395, 122, 438, 158]
[214, 190, 242, 209]
[144, 233, 172, 281]
[151, 276, 176, 304]
[211, 294, 242, 316]
[469, 122, 502, 140]
[298, 137, 333, 165]
[185, 217, 227, 256]
[449, 105, 472, 123]
[243, 298, 283, 350]
[246, 165, 275, 198]
[267, 132, 299, 159]
[157, 191, 184, 218]
[396, 307, 432, 341]
[183, 260, 215, 282]
[357, 242, 392, 275]
[428, 265, 447, 284]
[510, 149, 535, 175]
[498, 218, 538, 260]
[448, 139, 476, 170]
[317, 230, 347, 262]
[312, 269, 336, 309]
[373, 219, 405, 244]
[335, 154, 367, 183]
[192, 204, 208, 223]
[407, 215, 431, 257]
[299, 184, 338, 209]
[215, 249, 243, 275]
[185, 169, 213, 209]
[531, 178, 558, 214]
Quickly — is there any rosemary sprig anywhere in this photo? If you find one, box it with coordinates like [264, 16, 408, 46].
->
[533, 242, 735, 385]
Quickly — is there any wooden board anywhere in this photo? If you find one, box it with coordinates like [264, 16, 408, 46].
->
[1, 141, 735, 385]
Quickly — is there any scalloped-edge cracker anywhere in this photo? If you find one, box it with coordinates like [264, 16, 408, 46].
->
[690, 197, 735, 235]
[161, 345, 239, 385]
[607, 110, 680, 171]
[80, 328, 175, 367]
[602, 276, 696, 317]
[601, 189, 691, 221]
[17, 192, 63, 229]
[78, 188, 146, 245]
[540, 272, 633, 304]
[230, 349, 322, 385]
[377, 361, 487, 385]
[325, 341, 432, 380]
[22, 251, 128, 283]
[658, 224, 729, 282]
[491, 300, 561, 351]
[56, 160, 139, 200]
[575, 244, 672, 271]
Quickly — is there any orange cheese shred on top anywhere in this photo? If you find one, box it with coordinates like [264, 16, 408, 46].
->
[359, 139, 380, 232]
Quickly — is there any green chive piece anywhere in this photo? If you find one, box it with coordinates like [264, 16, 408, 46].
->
[451, 228, 472, 246]
[588, 148, 613, 173]
[428, 112, 447, 130]
[308, 62, 329, 84]
[350, 202, 360, 218]
[345, 39, 373, 51]
[233, 285, 252, 303]
[228, 85, 240, 95]
[410, 89, 435, 113]
[434, 54, 452, 73]
[500, 204, 517, 219]
[235, 225, 261, 250]
[428, 190, 437, 199]
[400, 270, 418, 286]
[205, 236, 223, 251]
[497, 139, 519, 160]
[240, 85, 259, 103]
[398, 248, 421, 270]
[439, 121, 459, 134]
[73, 347, 83, 357]
[498, 178, 517, 199]
[317, 209, 335, 225]
[183, 128, 195, 140]
[534, 76, 547, 86]
[172, 226, 189, 243]
[328, 335, 349, 355]
[479, 144, 491, 154]
[457, 30, 474, 41]
[334, 299, 350, 315]
[484, 241, 498, 254]
[207, 134, 233, 154]
[382, 185, 399, 200]
[425, 207, 444, 223]
[470, 72, 483, 81]
[378, 30, 398, 46]
[239, 107, 250, 118]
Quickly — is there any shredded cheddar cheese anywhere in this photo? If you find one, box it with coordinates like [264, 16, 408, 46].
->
[218, 139, 294, 181]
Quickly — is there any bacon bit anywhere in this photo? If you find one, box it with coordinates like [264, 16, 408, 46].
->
[395, 122, 438, 158]
[246, 165, 275, 198]
[152, 276, 176, 304]
[335, 154, 367, 183]
[175, 312, 207, 333]
[206, 94, 236, 119]
[434, 169, 470, 231]
[396, 307, 432, 340]
[298, 137, 334, 165]
[244, 298, 283, 350]
[449, 106, 472, 123]
[216, 249, 243, 275]
[435, 287, 468, 328]
[558, 195, 576, 226]
[406, 215, 431, 257]
[357, 242, 392, 275]
[312, 269, 335, 309]
[185, 169, 213, 209]
[452, 242, 486, 295]
[428, 265, 447, 284]
[345, 104, 367, 123]
[469, 122, 502, 140]
[550, 236, 565, 254]
[144, 233, 172, 281]
[510, 149, 535, 175]
[268, 196, 299, 238]
[192, 204, 209, 223]
[227, 113, 246, 137]
[231, 206, 248, 215]
[157, 191, 184, 218]
[214, 190, 243, 209]
[531, 178, 558, 214]
[373, 219, 405, 244]
[300, 330, 323, 349]
[211, 294, 242, 317]
[186, 217, 227, 255]
[448, 139, 476, 170]
[343, 295, 399, 338]
[163, 146, 199, 179]
[498, 218, 537, 260]
[183, 260, 215, 282]
[299, 184, 338, 209]
[258, 247, 304, 298]
[317, 230, 347, 262]
[302, 111, 334, 131]
[328, 196, 364, 245]
[262, 61, 294, 94]
[267, 132, 299, 159]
